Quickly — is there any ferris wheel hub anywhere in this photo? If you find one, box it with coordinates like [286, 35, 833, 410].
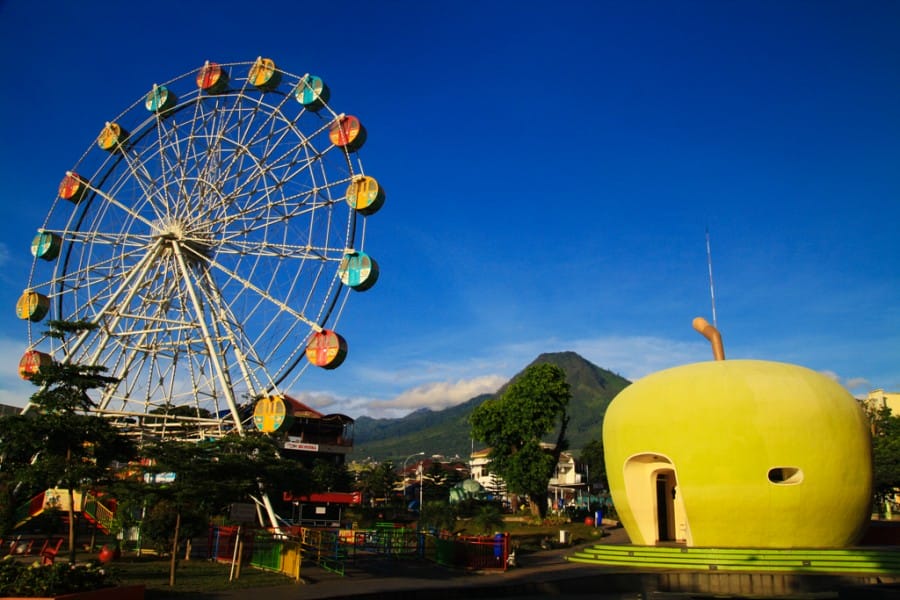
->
[152, 217, 212, 259]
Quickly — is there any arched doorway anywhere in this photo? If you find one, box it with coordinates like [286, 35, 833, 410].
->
[622, 454, 689, 545]
[655, 469, 676, 542]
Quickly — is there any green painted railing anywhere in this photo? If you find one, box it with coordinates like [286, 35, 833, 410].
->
[82, 492, 115, 534]
[249, 533, 302, 580]
[300, 527, 347, 574]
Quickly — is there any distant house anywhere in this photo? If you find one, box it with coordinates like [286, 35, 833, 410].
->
[0, 404, 22, 417]
[866, 389, 900, 416]
[470, 446, 585, 511]
[469, 448, 507, 502]
[548, 450, 587, 510]
[277, 396, 354, 468]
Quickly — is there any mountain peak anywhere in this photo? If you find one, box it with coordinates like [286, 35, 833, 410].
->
[351, 352, 631, 462]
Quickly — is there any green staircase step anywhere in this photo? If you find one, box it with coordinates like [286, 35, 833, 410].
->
[568, 544, 900, 576]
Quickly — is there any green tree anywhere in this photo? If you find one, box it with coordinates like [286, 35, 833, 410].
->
[419, 500, 457, 533]
[311, 458, 352, 492]
[0, 320, 136, 561]
[355, 461, 397, 506]
[869, 405, 900, 512]
[422, 462, 465, 504]
[470, 363, 571, 518]
[140, 433, 302, 586]
[467, 503, 505, 535]
[579, 439, 607, 492]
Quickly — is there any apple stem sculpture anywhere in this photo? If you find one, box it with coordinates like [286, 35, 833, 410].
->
[692, 316, 725, 361]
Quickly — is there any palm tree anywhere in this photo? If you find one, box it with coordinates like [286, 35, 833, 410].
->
[468, 503, 504, 535]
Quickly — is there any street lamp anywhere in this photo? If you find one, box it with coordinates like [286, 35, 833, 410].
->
[418, 462, 424, 513]
[403, 452, 424, 508]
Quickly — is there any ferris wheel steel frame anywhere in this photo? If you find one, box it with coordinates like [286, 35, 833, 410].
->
[19, 59, 382, 440]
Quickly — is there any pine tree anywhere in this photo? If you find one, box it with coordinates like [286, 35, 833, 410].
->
[0, 320, 135, 562]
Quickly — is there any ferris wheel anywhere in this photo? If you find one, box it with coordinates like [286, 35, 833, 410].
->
[17, 58, 384, 439]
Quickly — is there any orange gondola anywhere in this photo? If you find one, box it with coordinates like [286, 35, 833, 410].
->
[305, 330, 348, 369]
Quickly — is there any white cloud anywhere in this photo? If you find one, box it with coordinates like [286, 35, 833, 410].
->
[375, 375, 506, 411]
[818, 370, 873, 394]
[843, 377, 871, 392]
[820, 370, 840, 382]
[288, 390, 341, 412]
[325, 334, 713, 419]
[570, 335, 709, 382]
[296, 375, 506, 420]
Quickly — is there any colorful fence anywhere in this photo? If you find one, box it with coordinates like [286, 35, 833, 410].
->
[298, 527, 346, 574]
[249, 533, 302, 580]
[349, 523, 420, 558]
[209, 525, 243, 562]
[209, 526, 301, 580]
[424, 533, 510, 571]
[208, 524, 509, 580]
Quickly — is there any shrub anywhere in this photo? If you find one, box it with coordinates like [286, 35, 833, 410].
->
[467, 504, 505, 535]
[419, 501, 457, 533]
[140, 499, 207, 556]
[0, 556, 114, 597]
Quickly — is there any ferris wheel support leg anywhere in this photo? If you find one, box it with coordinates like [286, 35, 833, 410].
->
[259, 485, 283, 534]
[170, 243, 243, 431]
[248, 489, 283, 534]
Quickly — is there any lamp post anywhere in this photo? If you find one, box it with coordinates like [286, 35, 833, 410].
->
[418, 462, 424, 513]
[403, 452, 424, 508]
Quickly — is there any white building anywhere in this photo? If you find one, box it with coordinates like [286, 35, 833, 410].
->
[548, 450, 587, 510]
[866, 389, 900, 416]
[469, 448, 506, 501]
[470, 446, 585, 511]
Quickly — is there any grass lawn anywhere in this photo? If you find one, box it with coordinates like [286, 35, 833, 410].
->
[504, 520, 608, 552]
[108, 555, 294, 599]
[97, 520, 610, 598]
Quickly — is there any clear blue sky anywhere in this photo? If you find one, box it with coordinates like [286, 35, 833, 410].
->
[1, 0, 897, 418]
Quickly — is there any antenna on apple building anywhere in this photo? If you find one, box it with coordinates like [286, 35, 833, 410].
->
[706, 227, 718, 329]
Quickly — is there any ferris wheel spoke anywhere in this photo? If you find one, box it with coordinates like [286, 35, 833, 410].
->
[74, 249, 182, 402]
[207, 105, 328, 209]
[153, 114, 215, 224]
[215, 238, 345, 261]
[87, 181, 160, 229]
[203, 252, 319, 330]
[144, 278, 223, 426]
[27, 239, 148, 296]
[110, 147, 179, 223]
[93, 311, 164, 413]
[228, 93, 277, 158]
[224, 128, 350, 210]
[57, 239, 165, 364]
[198, 266, 274, 397]
[211, 190, 347, 247]
[54, 228, 152, 248]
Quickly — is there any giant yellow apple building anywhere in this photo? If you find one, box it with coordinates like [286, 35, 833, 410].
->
[602, 319, 872, 548]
